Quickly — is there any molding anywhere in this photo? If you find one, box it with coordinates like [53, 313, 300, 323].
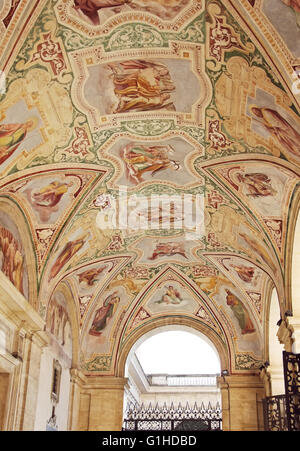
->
[0, 271, 44, 334]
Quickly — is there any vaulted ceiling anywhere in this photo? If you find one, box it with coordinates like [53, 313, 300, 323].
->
[0, 0, 300, 375]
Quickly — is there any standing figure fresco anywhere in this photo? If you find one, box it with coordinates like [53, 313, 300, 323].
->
[108, 59, 176, 114]
[225, 289, 255, 335]
[251, 106, 300, 158]
[89, 291, 120, 336]
[121, 142, 180, 184]
[0, 120, 35, 166]
[0, 227, 24, 294]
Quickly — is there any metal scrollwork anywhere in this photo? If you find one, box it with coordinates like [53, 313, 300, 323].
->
[122, 402, 222, 431]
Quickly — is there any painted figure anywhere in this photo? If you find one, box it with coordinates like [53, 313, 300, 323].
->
[237, 172, 277, 198]
[74, 0, 132, 25]
[265, 219, 282, 240]
[156, 285, 183, 305]
[0, 227, 24, 294]
[135, 202, 182, 229]
[0, 120, 34, 166]
[74, 0, 189, 25]
[281, 0, 300, 26]
[89, 291, 120, 336]
[49, 236, 86, 281]
[108, 59, 176, 114]
[149, 242, 187, 260]
[230, 264, 255, 283]
[78, 266, 106, 286]
[27, 180, 73, 223]
[225, 289, 255, 335]
[122, 143, 180, 184]
[31, 181, 72, 208]
[251, 106, 300, 157]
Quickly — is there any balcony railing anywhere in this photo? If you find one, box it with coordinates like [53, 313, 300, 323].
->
[147, 374, 219, 387]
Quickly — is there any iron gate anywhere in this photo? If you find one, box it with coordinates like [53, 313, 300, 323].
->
[263, 395, 288, 431]
[283, 351, 300, 431]
[122, 402, 222, 431]
[263, 351, 300, 431]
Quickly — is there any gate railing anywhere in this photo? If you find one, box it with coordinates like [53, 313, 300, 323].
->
[283, 351, 300, 431]
[263, 351, 300, 431]
[122, 402, 222, 431]
[263, 395, 288, 431]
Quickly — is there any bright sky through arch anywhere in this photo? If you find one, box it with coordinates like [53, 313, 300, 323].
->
[135, 331, 221, 375]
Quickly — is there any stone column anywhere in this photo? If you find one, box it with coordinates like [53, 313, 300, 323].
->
[69, 375, 127, 431]
[218, 374, 266, 431]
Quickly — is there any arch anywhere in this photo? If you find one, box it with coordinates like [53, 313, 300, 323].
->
[0, 196, 37, 308]
[115, 315, 230, 378]
[125, 324, 221, 376]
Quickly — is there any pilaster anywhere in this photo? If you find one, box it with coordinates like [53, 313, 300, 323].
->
[218, 374, 266, 431]
[68, 374, 127, 431]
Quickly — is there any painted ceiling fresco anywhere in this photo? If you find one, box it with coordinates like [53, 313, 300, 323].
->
[0, 0, 300, 375]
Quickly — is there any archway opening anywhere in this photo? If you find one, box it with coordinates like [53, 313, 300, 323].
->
[123, 326, 222, 430]
[135, 330, 221, 375]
